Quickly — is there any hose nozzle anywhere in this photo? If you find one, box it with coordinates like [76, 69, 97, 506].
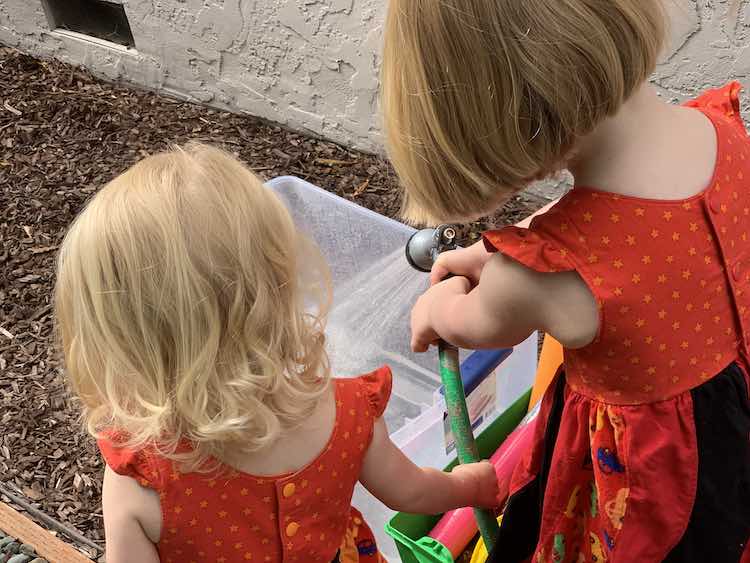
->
[405, 225, 458, 272]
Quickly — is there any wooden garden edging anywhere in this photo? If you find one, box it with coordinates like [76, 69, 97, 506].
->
[0, 502, 92, 562]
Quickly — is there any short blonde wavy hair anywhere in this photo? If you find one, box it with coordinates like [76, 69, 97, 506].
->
[55, 143, 331, 471]
[382, 0, 666, 224]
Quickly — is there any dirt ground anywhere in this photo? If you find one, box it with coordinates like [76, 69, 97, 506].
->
[0, 46, 545, 555]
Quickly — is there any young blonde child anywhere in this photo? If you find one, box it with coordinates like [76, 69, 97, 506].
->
[382, 1, 750, 562]
[54, 143, 499, 563]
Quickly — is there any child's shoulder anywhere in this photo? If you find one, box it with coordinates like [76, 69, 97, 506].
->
[482, 200, 576, 276]
[685, 81, 745, 135]
[97, 431, 168, 491]
[333, 366, 392, 420]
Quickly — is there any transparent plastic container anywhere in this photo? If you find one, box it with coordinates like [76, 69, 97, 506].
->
[266, 177, 538, 560]
[266, 176, 442, 422]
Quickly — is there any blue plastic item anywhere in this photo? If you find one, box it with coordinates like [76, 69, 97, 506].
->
[439, 349, 513, 398]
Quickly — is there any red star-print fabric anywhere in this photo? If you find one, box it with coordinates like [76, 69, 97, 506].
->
[483, 83, 750, 562]
[98, 367, 391, 563]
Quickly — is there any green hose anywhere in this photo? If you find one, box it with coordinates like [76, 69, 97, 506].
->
[439, 341, 500, 552]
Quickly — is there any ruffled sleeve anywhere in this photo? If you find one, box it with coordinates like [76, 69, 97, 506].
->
[359, 366, 392, 419]
[685, 81, 745, 135]
[483, 226, 574, 274]
[97, 431, 161, 490]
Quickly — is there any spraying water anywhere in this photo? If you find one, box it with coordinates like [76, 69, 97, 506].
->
[325, 249, 441, 429]
[327, 249, 434, 377]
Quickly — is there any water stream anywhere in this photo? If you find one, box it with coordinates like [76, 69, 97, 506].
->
[326, 249, 441, 429]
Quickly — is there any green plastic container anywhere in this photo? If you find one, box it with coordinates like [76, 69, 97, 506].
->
[384, 390, 531, 563]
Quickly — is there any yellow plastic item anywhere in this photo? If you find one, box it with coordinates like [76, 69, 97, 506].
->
[469, 516, 503, 563]
[528, 335, 563, 412]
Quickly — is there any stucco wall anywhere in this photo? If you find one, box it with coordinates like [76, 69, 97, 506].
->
[0, 0, 383, 149]
[658, 1, 749, 110]
[0, 1, 747, 151]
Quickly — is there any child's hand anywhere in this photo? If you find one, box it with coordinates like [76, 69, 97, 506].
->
[430, 242, 492, 287]
[361, 418, 501, 514]
[452, 461, 500, 509]
[411, 277, 471, 352]
[430, 200, 559, 287]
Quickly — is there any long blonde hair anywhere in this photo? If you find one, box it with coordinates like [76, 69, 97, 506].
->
[382, 0, 666, 224]
[55, 143, 331, 471]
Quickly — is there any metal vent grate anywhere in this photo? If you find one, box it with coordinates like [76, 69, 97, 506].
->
[42, 0, 135, 48]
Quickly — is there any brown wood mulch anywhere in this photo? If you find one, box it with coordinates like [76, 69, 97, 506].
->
[0, 45, 545, 556]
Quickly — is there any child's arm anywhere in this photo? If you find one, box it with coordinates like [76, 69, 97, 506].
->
[359, 418, 499, 514]
[412, 252, 599, 352]
[102, 465, 161, 563]
[429, 199, 559, 286]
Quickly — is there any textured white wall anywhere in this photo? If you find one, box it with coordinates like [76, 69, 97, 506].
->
[0, 1, 747, 150]
[0, 0, 383, 149]
[658, 1, 749, 112]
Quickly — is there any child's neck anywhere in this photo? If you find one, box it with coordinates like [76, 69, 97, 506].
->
[218, 384, 336, 477]
[569, 83, 718, 201]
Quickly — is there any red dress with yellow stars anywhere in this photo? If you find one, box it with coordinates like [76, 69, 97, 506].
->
[484, 84, 750, 563]
[98, 368, 392, 563]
